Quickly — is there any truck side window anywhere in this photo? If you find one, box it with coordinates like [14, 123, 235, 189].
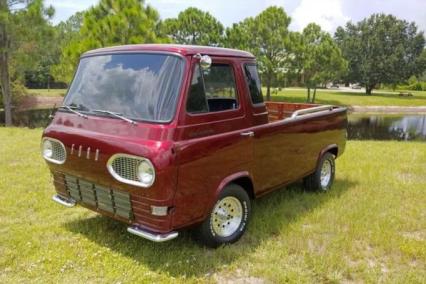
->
[244, 64, 264, 104]
[203, 64, 238, 112]
[186, 65, 209, 113]
[186, 63, 238, 114]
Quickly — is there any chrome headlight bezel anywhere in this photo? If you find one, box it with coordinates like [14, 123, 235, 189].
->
[107, 153, 156, 188]
[42, 139, 53, 158]
[41, 137, 67, 164]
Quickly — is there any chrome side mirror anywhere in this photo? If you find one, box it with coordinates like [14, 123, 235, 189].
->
[194, 54, 212, 70]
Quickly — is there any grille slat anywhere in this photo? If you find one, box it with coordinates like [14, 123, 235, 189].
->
[63, 175, 133, 220]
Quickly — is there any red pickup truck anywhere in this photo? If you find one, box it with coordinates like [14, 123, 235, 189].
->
[42, 44, 347, 247]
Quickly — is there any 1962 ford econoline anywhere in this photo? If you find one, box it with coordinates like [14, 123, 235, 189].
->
[42, 44, 347, 247]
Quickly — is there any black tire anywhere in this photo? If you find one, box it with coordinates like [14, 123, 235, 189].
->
[303, 152, 335, 191]
[194, 184, 251, 248]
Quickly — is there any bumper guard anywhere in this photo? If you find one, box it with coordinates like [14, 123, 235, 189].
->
[127, 226, 178, 242]
[52, 194, 76, 207]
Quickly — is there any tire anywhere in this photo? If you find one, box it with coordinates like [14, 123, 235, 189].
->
[194, 184, 251, 248]
[303, 152, 335, 191]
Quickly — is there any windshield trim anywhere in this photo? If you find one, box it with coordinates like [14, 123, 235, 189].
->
[59, 51, 187, 124]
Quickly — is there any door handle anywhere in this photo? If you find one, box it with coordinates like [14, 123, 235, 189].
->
[241, 131, 254, 137]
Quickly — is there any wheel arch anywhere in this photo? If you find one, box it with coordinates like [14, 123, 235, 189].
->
[215, 171, 254, 199]
[206, 171, 254, 217]
[316, 144, 338, 168]
[320, 144, 338, 158]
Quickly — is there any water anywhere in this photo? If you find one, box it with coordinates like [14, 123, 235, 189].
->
[0, 108, 53, 128]
[1, 109, 426, 141]
[348, 114, 426, 141]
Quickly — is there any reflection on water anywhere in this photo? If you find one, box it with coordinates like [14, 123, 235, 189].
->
[348, 114, 426, 141]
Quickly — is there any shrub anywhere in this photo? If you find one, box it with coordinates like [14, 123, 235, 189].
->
[0, 81, 29, 109]
[11, 81, 29, 105]
[406, 82, 426, 91]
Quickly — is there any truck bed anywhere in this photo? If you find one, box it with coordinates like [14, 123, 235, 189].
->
[265, 102, 340, 121]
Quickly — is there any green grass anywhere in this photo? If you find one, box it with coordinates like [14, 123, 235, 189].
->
[27, 89, 66, 97]
[268, 88, 426, 106]
[1, 128, 425, 283]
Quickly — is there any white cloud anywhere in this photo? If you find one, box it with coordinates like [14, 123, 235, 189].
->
[291, 0, 349, 32]
[46, 0, 95, 10]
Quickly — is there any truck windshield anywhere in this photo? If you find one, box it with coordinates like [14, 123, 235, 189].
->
[63, 53, 185, 122]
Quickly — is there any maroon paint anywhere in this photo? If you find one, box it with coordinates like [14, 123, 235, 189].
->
[42, 44, 347, 234]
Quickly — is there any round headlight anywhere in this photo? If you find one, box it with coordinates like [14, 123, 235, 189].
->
[43, 140, 53, 158]
[137, 160, 155, 186]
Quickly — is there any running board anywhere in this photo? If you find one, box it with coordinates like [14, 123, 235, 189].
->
[127, 226, 178, 242]
[52, 194, 76, 207]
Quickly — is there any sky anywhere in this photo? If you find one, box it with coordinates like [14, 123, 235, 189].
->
[45, 0, 426, 33]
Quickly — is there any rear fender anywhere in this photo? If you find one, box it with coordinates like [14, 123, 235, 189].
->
[316, 144, 338, 167]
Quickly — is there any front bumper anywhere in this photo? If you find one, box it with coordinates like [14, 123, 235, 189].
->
[127, 226, 178, 242]
[52, 194, 76, 207]
[52, 193, 179, 242]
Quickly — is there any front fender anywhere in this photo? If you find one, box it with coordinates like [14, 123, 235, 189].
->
[206, 171, 253, 215]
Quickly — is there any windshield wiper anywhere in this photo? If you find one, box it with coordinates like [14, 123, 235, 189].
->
[59, 105, 88, 118]
[92, 109, 137, 125]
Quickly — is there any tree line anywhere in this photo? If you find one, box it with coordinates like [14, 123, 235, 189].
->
[1, 0, 425, 125]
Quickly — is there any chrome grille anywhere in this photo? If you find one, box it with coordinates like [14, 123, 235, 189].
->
[64, 175, 133, 220]
[111, 156, 141, 182]
[51, 140, 66, 162]
[107, 154, 155, 187]
[42, 138, 66, 164]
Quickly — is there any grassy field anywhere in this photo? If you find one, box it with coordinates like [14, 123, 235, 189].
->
[268, 88, 426, 106]
[27, 89, 66, 97]
[0, 128, 425, 283]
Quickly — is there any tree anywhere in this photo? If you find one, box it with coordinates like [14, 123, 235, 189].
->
[0, 0, 12, 125]
[301, 23, 347, 102]
[335, 14, 425, 95]
[50, 12, 83, 83]
[225, 6, 292, 100]
[162, 7, 224, 46]
[52, 0, 165, 83]
[1, 0, 54, 126]
[21, 2, 57, 90]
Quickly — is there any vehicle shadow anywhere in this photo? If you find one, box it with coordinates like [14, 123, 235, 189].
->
[64, 178, 357, 278]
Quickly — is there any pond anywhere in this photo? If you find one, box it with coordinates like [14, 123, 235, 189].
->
[1, 109, 426, 141]
[348, 114, 426, 141]
[0, 108, 53, 128]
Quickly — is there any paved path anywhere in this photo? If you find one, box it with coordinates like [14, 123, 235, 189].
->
[18, 96, 64, 110]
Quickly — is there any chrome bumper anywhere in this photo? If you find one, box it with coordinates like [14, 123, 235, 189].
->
[52, 194, 178, 242]
[52, 194, 76, 207]
[127, 226, 178, 242]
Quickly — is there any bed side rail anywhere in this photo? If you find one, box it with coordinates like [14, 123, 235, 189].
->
[289, 105, 334, 119]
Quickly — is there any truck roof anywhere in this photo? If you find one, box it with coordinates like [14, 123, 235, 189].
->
[82, 44, 255, 59]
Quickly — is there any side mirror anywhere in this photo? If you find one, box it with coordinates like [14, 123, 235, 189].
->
[199, 55, 212, 70]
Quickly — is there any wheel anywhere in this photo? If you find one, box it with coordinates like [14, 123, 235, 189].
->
[194, 184, 251, 248]
[303, 152, 335, 191]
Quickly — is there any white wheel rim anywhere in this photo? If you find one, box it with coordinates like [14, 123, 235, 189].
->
[211, 196, 243, 237]
[320, 159, 332, 188]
